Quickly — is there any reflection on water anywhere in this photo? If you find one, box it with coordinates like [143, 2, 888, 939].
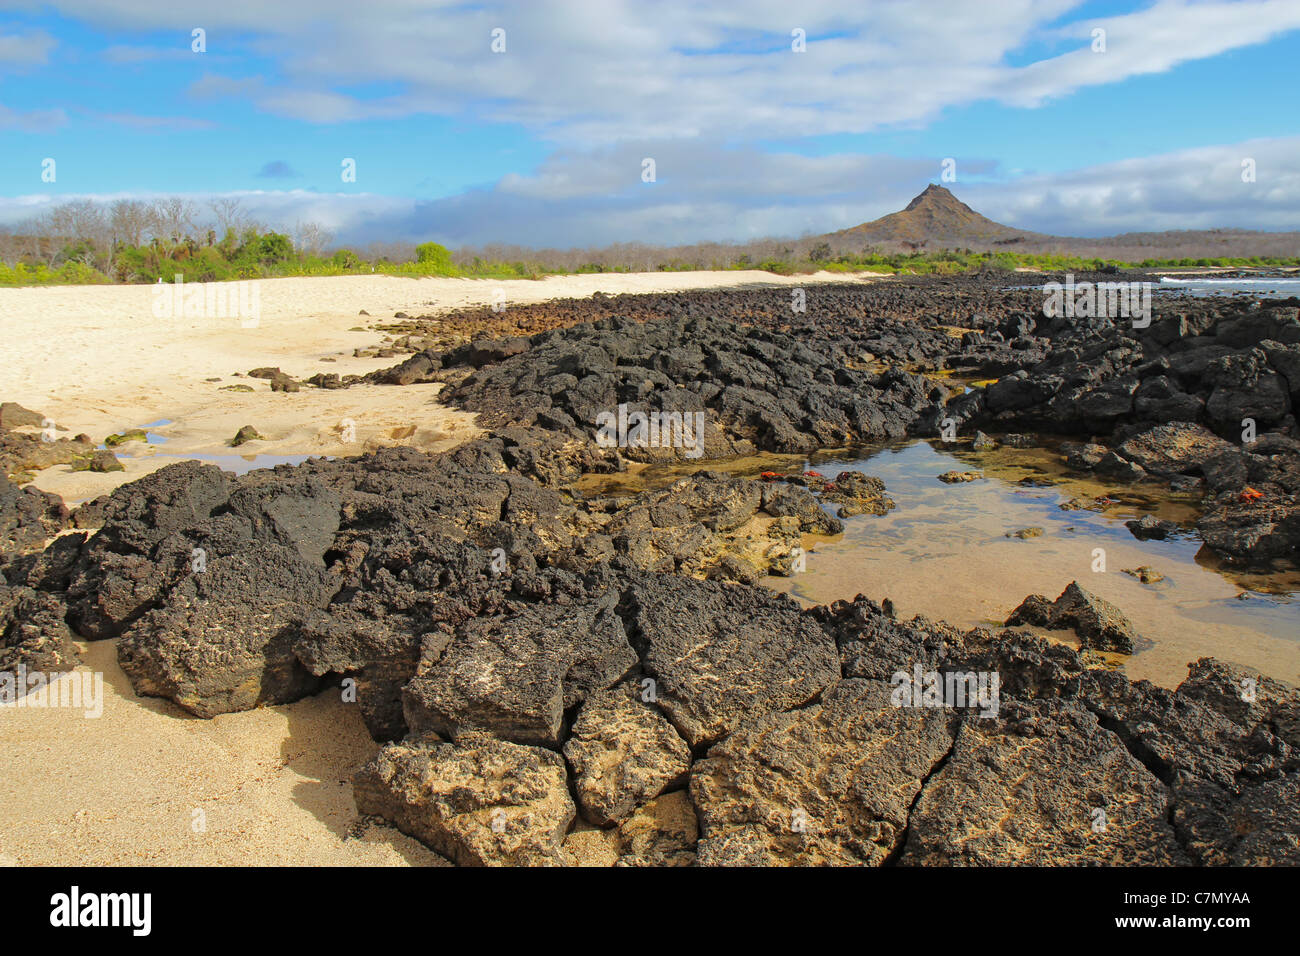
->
[763, 440, 1298, 688]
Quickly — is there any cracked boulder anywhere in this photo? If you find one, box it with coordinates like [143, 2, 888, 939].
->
[615, 790, 699, 867]
[563, 681, 691, 825]
[353, 732, 575, 866]
[402, 590, 637, 746]
[690, 679, 956, 866]
[900, 700, 1189, 865]
[624, 575, 840, 748]
[116, 540, 333, 716]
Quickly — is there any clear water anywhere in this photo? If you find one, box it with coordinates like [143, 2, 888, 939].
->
[758, 440, 1300, 688]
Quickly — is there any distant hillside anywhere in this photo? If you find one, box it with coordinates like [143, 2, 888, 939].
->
[828, 183, 1044, 247]
[822, 184, 1299, 259]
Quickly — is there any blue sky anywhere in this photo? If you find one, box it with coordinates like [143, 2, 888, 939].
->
[1, 0, 1297, 247]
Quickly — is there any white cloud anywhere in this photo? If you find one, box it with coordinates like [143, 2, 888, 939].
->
[963, 136, 1300, 235]
[0, 103, 67, 131]
[0, 28, 55, 69]
[37, 0, 1300, 144]
[4, 136, 1296, 246]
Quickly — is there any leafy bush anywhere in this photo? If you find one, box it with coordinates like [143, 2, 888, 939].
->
[256, 233, 293, 264]
[414, 242, 453, 272]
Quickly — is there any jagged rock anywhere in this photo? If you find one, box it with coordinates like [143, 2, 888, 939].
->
[0, 584, 78, 673]
[353, 732, 575, 866]
[0, 477, 67, 565]
[815, 595, 965, 683]
[230, 425, 263, 446]
[614, 790, 698, 867]
[1125, 514, 1180, 541]
[370, 312, 949, 459]
[1081, 668, 1285, 788]
[402, 591, 637, 747]
[900, 699, 1189, 865]
[1197, 489, 1300, 563]
[758, 481, 844, 534]
[1177, 657, 1299, 750]
[64, 461, 233, 639]
[1116, 422, 1233, 476]
[1006, 581, 1141, 654]
[116, 540, 332, 716]
[937, 470, 982, 483]
[624, 576, 840, 747]
[1170, 773, 1300, 865]
[563, 682, 691, 825]
[691, 679, 956, 865]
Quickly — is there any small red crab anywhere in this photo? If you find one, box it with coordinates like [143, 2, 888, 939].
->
[1239, 486, 1264, 502]
[759, 471, 781, 481]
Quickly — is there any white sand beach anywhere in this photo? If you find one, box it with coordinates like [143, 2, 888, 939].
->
[0, 271, 877, 502]
[0, 269, 878, 866]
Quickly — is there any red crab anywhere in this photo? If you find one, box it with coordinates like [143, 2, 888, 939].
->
[1239, 486, 1264, 502]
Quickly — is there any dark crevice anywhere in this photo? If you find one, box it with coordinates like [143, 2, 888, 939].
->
[1086, 704, 1176, 786]
[884, 716, 961, 867]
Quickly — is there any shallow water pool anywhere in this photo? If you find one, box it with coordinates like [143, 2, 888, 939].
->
[759, 440, 1299, 688]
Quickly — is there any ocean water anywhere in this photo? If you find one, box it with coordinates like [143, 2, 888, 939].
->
[1156, 276, 1300, 297]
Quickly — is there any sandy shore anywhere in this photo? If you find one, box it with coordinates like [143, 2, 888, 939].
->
[0, 270, 878, 502]
[0, 269, 879, 866]
[0, 639, 446, 866]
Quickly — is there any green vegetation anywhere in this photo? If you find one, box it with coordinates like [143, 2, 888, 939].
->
[103, 429, 148, 447]
[2, 197, 1297, 287]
